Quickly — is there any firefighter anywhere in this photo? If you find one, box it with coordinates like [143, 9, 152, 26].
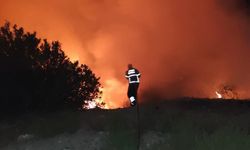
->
[125, 64, 141, 106]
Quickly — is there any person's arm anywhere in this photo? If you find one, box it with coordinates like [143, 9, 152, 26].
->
[135, 69, 141, 78]
[125, 71, 129, 79]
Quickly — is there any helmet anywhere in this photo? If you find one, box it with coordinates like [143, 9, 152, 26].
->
[128, 64, 133, 69]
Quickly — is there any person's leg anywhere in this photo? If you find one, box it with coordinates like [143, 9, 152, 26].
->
[127, 84, 133, 98]
[128, 84, 136, 106]
[134, 83, 139, 100]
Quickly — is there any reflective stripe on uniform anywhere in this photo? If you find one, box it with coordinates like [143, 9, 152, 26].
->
[126, 68, 140, 83]
[129, 80, 140, 83]
[129, 76, 140, 83]
[128, 69, 135, 75]
[127, 74, 140, 78]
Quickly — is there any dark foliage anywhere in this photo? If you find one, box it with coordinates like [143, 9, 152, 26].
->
[0, 22, 101, 113]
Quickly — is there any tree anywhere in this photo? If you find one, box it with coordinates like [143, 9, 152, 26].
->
[0, 22, 101, 113]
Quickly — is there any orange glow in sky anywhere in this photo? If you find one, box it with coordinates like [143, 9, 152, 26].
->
[0, 0, 250, 108]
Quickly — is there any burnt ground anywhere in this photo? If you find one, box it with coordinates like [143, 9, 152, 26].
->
[1, 98, 250, 150]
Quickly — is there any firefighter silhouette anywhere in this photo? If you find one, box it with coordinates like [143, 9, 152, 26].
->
[125, 64, 141, 106]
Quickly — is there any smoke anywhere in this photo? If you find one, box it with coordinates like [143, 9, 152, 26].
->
[0, 0, 249, 107]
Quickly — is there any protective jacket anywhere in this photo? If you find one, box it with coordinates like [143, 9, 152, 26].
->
[125, 68, 141, 84]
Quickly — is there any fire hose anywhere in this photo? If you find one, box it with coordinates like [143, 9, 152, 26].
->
[136, 102, 141, 150]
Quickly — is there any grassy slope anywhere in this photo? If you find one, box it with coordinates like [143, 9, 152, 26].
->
[1, 98, 250, 150]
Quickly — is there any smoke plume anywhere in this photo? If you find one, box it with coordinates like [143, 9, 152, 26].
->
[0, 0, 249, 108]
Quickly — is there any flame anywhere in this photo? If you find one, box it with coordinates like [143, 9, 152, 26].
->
[215, 91, 222, 99]
[83, 100, 97, 109]
[83, 78, 128, 110]
[83, 87, 108, 109]
[101, 78, 127, 109]
[215, 84, 239, 99]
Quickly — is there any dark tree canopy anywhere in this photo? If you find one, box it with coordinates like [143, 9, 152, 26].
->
[0, 22, 101, 113]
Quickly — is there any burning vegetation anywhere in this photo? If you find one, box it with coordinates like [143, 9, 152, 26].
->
[216, 84, 239, 99]
[83, 90, 108, 109]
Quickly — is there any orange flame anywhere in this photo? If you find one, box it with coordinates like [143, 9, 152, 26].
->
[83, 78, 128, 109]
[215, 91, 222, 99]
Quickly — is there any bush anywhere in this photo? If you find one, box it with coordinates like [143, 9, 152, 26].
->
[0, 22, 101, 113]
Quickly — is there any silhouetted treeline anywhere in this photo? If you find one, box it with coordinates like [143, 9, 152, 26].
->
[0, 22, 101, 114]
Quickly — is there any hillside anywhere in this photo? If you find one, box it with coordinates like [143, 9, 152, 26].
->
[1, 98, 250, 150]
